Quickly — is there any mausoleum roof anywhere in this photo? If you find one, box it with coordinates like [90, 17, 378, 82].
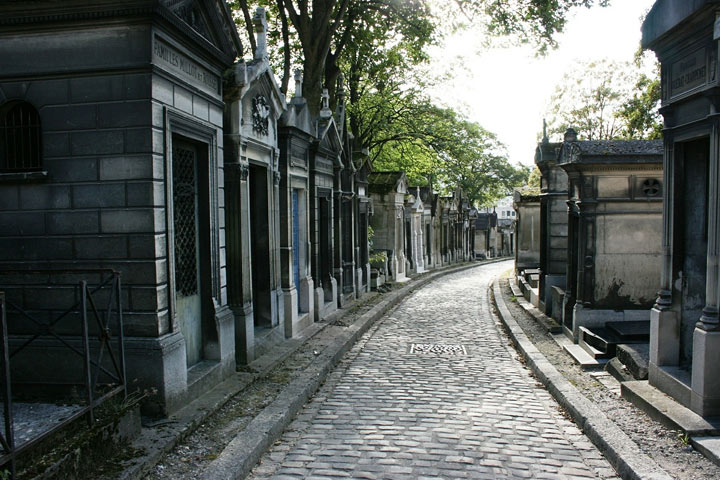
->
[642, 0, 717, 49]
[368, 171, 407, 194]
[558, 139, 663, 169]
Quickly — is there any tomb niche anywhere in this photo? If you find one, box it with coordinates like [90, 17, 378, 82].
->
[643, 0, 720, 417]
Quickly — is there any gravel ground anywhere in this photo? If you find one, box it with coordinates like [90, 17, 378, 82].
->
[145, 289, 390, 480]
[495, 275, 720, 480]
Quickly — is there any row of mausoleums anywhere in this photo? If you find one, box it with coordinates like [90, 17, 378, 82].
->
[0, 0, 481, 420]
[514, 0, 720, 419]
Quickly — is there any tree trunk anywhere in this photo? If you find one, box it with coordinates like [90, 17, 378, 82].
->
[303, 53, 325, 116]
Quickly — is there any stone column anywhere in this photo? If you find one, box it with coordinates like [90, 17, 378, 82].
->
[225, 160, 254, 365]
[692, 115, 720, 416]
[333, 189, 344, 306]
[650, 134, 679, 369]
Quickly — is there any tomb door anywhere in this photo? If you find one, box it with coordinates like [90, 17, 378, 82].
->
[292, 189, 301, 308]
[250, 165, 273, 327]
[678, 138, 709, 366]
[172, 138, 205, 367]
[319, 195, 333, 301]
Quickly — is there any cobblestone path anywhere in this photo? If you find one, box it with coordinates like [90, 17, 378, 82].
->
[249, 262, 619, 479]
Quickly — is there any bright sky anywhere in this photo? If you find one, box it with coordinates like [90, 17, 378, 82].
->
[428, 0, 657, 167]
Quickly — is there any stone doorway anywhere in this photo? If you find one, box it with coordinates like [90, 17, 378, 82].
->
[250, 164, 273, 328]
[319, 195, 333, 303]
[677, 137, 710, 367]
[172, 135, 211, 368]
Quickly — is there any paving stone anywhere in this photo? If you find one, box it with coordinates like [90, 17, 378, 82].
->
[248, 263, 619, 480]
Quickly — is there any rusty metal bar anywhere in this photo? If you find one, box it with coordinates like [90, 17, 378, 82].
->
[116, 274, 127, 398]
[80, 281, 94, 426]
[0, 293, 15, 478]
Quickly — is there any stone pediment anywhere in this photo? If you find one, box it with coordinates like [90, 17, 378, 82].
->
[317, 117, 344, 164]
[162, 0, 242, 59]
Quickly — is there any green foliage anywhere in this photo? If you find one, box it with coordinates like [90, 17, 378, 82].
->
[617, 73, 662, 140]
[445, 0, 609, 54]
[545, 58, 662, 141]
[229, 1, 604, 206]
[527, 167, 542, 189]
[370, 102, 528, 207]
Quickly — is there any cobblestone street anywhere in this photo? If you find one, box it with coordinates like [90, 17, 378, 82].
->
[248, 261, 619, 480]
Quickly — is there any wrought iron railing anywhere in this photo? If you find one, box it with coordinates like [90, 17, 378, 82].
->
[0, 269, 126, 477]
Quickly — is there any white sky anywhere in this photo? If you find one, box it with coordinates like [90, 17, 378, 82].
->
[428, 0, 657, 167]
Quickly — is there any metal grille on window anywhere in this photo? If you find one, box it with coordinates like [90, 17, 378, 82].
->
[0, 102, 42, 172]
[173, 144, 199, 296]
[642, 178, 660, 197]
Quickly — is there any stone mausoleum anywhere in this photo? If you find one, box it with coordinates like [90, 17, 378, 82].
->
[0, 0, 243, 416]
[643, 0, 720, 417]
[557, 131, 663, 342]
[535, 136, 567, 318]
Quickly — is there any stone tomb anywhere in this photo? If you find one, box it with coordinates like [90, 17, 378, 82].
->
[369, 172, 409, 282]
[277, 71, 316, 338]
[404, 188, 426, 274]
[535, 136, 568, 317]
[354, 151, 372, 295]
[513, 190, 540, 273]
[309, 90, 343, 318]
[0, 0, 242, 416]
[556, 131, 663, 343]
[223, 8, 288, 362]
[643, 0, 720, 417]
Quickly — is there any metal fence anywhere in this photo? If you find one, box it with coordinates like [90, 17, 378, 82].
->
[0, 269, 127, 477]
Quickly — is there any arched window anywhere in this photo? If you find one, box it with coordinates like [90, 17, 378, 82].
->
[0, 101, 42, 173]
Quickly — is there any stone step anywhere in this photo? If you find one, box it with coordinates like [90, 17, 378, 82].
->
[692, 437, 720, 468]
[579, 326, 619, 357]
[579, 336, 613, 359]
[563, 343, 608, 370]
[621, 380, 720, 436]
[606, 320, 650, 342]
[616, 343, 649, 380]
[606, 357, 634, 383]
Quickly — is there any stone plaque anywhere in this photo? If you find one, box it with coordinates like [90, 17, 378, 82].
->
[153, 37, 220, 94]
[316, 158, 333, 172]
[670, 48, 707, 98]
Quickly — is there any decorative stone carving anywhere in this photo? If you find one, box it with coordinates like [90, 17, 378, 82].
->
[240, 164, 249, 181]
[252, 95, 270, 135]
[273, 170, 281, 186]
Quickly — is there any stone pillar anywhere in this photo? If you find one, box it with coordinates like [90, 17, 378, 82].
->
[333, 189, 344, 306]
[691, 116, 720, 416]
[225, 161, 254, 365]
[650, 135, 679, 369]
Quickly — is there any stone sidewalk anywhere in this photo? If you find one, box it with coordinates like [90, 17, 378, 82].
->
[213, 261, 620, 479]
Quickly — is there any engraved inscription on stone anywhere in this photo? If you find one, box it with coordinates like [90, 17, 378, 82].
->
[153, 37, 220, 94]
[408, 343, 468, 355]
[671, 48, 707, 98]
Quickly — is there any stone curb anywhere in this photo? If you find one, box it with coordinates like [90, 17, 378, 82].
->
[491, 279, 672, 480]
[200, 257, 510, 480]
